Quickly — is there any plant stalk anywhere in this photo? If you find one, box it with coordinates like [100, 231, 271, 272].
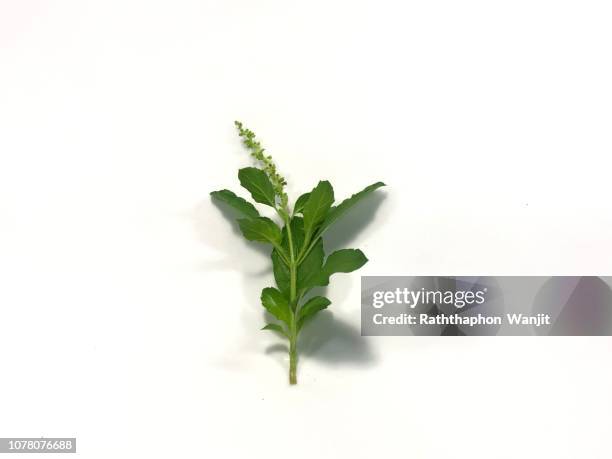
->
[288, 261, 298, 385]
[284, 212, 299, 385]
[289, 330, 297, 384]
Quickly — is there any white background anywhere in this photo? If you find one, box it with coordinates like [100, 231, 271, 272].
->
[1, 1, 611, 458]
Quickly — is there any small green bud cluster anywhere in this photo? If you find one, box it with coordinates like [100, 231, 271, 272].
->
[234, 121, 289, 210]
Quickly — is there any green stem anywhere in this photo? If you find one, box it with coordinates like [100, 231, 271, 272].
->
[285, 220, 297, 303]
[289, 321, 297, 385]
[284, 213, 299, 385]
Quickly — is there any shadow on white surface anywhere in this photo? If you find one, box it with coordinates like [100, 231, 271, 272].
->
[264, 311, 377, 366]
[323, 191, 387, 254]
[300, 311, 377, 366]
[196, 197, 273, 276]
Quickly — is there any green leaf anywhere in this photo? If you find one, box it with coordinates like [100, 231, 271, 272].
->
[302, 181, 334, 238]
[293, 192, 310, 214]
[318, 182, 385, 236]
[261, 287, 291, 325]
[237, 217, 281, 245]
[315, 249, 368, 286]
[297, 238, 324, 296]
[271, 249, 290, 297]
[210, 189, 260, 219]
[262, 323, 289, 338]
[238, 167, 276, 207]
[324, 248, 368, 274]
[308, 250, 368, 288]
[297, 296, 331, 331]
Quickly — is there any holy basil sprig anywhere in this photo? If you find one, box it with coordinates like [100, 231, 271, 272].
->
[211, 121, 385, 384]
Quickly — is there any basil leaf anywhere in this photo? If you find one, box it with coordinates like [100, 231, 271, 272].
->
[307, 248, 369, 289]
[261, 287, 291, 325]
[302, 181, 334, 237]
[323, 248, 368, 276]
[318, 182, 385, 236]
[210, 189, 260, 219]
[237, 217, 281, 245]
[238, 167, 276, 207]
[297, 296, 331, 331]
